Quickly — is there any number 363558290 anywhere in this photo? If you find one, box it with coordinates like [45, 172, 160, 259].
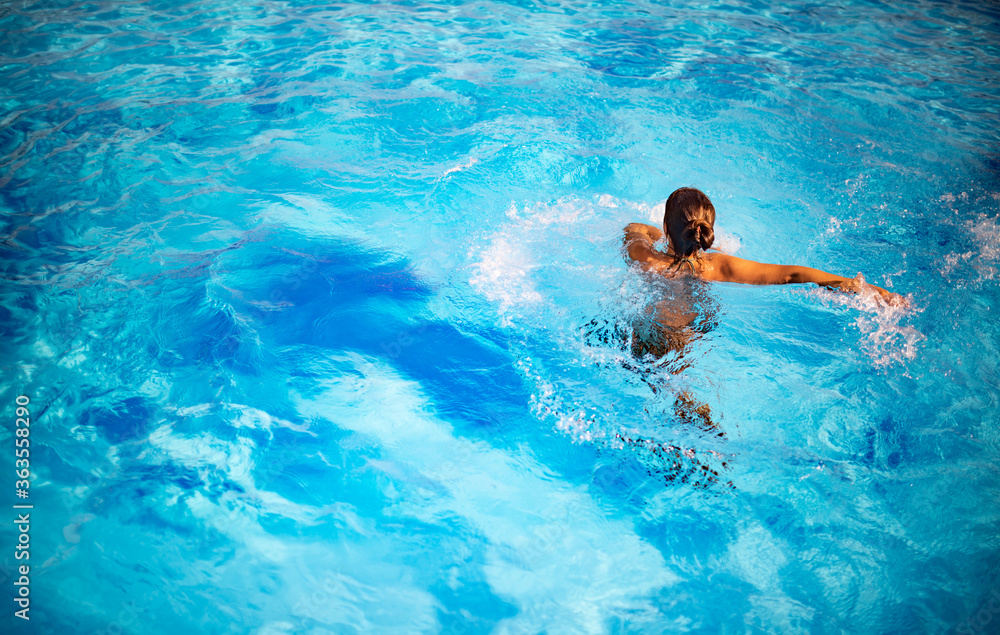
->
[15, 395, 30, 489]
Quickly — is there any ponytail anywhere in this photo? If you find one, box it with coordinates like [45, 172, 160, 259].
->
[681, 220, 714, 256]
[697, 220, 714, 251]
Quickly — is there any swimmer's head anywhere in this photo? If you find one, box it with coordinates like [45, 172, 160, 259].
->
[664, 187, 715, 257]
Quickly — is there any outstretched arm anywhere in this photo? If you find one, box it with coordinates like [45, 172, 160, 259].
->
[703, 253, 904, 304]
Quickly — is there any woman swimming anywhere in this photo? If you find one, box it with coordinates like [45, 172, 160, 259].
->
[624, 187, 905, 304]
[609, 187, 904, 487]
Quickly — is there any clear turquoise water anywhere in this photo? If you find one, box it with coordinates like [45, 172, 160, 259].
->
[1, 0, 999, 633]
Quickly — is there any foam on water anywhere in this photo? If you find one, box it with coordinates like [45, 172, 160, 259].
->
[469, 197, 623, 319]
[800, 281, 924, 368]
[938, 211, 1000, 285]
[4, 0, 1000, 631]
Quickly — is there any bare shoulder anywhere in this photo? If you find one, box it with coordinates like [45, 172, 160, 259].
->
[626, 242, 672, 272]
[697, 252, 779, 284]
[699, 251, 736, 281]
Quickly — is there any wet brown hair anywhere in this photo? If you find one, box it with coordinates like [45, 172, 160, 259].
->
[664, 187, 715, 257]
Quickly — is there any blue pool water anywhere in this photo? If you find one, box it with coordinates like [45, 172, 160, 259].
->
[1, 0, 999, 632]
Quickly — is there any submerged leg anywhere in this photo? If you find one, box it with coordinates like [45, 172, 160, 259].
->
[673, 391, 723, 437]
[614, 432, 732, 489]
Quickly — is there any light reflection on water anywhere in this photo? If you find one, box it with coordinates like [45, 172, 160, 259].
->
[1, 0, 999, 632]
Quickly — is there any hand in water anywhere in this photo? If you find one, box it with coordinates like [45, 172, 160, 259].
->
[876, 287, 909, 308]
[829, 276, 908, 307]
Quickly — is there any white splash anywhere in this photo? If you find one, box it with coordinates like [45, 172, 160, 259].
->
[519, 357, 604, 444]
[936, 206, 1000, 284]
[468, 195, 639, 320]
[468, 233, 544, 317]
[806, 282, 923, 367]
[968, 215, 1000, 280]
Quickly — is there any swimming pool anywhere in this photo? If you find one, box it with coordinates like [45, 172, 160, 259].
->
[1, 0, 999, 632]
